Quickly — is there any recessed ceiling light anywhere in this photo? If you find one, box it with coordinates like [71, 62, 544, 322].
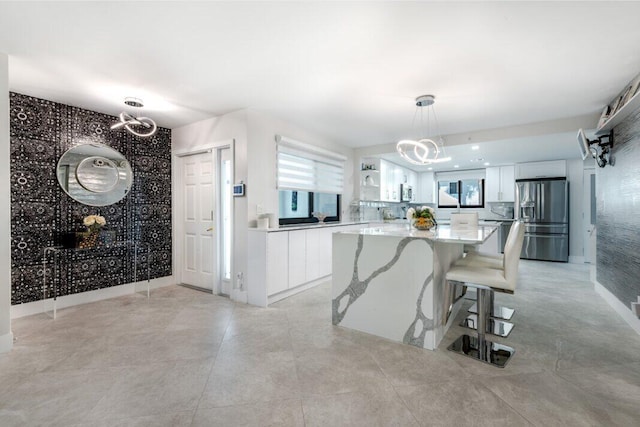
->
[469, 158, 484, 163]
[471, 145, 480, 150]
[454, 165, 459, 168]
[427, 167, 433, 170]
[484, 162, 490, 166]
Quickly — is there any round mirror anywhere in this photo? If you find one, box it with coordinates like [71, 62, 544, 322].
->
[57, 143, 132, 206]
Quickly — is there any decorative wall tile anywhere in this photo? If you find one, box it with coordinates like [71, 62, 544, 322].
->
[10, 93, 62, 142]
[597, 105, 640, 309]
[10, 92, 172, 305]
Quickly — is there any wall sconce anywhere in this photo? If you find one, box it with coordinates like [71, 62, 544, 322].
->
[577, 129, 614, 168]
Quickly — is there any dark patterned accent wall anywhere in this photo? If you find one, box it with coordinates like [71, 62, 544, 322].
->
[596, 105, 640, 309]
[10, 92, 172, 305]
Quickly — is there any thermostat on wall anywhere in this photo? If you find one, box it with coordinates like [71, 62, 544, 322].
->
[233, 182, 245, 197]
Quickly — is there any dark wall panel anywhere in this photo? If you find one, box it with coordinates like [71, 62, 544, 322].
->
[596, 106, 640, 308]
[10, 92, 172, 305]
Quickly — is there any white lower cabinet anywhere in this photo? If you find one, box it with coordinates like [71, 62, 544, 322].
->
[266, 231, 289, 296]
[248, 223, 367, 306]
[288, 230, 307, 288]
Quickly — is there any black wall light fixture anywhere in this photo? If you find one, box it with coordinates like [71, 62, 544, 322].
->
[577, 129, 614, 168]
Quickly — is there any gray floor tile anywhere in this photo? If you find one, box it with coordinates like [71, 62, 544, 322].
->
[191, 399, 304, 427]
[2, 260, 640, 426]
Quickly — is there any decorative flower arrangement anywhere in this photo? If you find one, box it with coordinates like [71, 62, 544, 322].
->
[406, 206, 436, 230]
[83, 215, 106, 234]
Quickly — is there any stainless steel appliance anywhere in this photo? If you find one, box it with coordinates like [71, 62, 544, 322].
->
[400, 184, 413, 202]
[498, 220, 514, 253]
[515, 178, 569, 262]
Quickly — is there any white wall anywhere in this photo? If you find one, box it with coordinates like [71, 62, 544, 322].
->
[0, 53, 12, 353]
[171, 110, 249, 302]
[245, 109, 355, 224]
[172, 108, 355, 305]
[567, 158, 584, 262]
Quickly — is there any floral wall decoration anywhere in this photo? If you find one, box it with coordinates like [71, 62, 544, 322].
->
[10, 92, 172, 305]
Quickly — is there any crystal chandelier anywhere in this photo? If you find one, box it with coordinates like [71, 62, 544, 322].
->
[396, 95, 451, 165]
[110, 97, 158, 138]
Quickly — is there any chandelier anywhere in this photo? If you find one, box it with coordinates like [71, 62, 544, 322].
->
[396, 95, 451, 165]
[110, 97, 158, 138]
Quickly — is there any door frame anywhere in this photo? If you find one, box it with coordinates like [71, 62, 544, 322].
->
[583, 167, 596, 264]
[173, 139, 235, 296]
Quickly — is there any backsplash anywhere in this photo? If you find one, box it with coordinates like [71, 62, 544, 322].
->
[10, 92, 172, 305]
[597, 104, 640, 309]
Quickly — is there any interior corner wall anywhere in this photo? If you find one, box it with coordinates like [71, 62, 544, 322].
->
[0, 53, 12, 352]
[596, 105, 640, 310]
[171, 110, 249, 303]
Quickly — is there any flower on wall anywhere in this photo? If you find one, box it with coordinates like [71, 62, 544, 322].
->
[83, 215, 106, 233]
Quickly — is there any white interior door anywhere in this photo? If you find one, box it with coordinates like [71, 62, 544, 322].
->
[181, 151, 216, 290]
[583, 169, 597, 264]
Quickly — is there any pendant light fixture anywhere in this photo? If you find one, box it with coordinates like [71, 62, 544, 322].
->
[110, 97, 158, 138]
[396, 95, 451, 165]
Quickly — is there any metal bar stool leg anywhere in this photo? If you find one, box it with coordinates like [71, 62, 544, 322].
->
[461, 289, 515, 337]
[468, 289, 515, 320]
[448, 286, 516, 368]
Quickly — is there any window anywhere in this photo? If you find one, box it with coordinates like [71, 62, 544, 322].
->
[438, 179, 484, 208]
[276, 135, 345, 225]
[276, 135, 346, 193]
[278, 190, 341, 225]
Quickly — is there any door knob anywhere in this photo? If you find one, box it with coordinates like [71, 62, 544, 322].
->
[206, 227, 213, 232]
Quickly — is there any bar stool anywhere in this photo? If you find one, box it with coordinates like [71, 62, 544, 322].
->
[451, 211, 480, 254]
[445, 221, 525, 368]
[455, 221, 521, 321]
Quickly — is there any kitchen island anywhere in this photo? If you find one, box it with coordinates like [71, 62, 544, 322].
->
[331, 224, 498, 350]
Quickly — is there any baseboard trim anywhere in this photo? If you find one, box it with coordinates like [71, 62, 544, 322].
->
[10, 276, 175, 319]
[568, 255, 585, 264]
[593, 278, 640, 336]
[267, 275, 330, 305]
[0, 331, 13, 353]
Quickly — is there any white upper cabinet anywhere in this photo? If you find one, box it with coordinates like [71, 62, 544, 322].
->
[360, 158, 417, 202]
[485, 166, 515, 202]
[515, 160, 566, 180]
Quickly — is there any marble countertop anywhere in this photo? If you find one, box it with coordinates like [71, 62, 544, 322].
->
[249, 221, 368, 232]
[336, 224, 498, 244]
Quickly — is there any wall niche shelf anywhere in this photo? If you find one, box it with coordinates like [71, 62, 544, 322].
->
[596, 73, 640, 136]
[596, 91, 640, 135]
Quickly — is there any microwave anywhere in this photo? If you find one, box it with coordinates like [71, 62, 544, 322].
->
[401, 184, 413, 202]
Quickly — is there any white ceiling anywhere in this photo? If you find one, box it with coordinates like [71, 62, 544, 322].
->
[1, 2, 640, 149]
[378, 131, 584, 173]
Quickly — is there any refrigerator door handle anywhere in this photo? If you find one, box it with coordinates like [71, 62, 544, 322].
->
[540, 183, 545, 221]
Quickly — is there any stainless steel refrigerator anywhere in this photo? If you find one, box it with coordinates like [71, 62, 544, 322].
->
[515, 178, 569, 262]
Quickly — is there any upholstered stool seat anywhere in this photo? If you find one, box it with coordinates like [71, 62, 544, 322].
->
[445, 221, 525, 368]
[453, 221, 522, 320]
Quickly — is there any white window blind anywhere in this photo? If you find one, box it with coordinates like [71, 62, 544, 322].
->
[276, 135, 346, 193]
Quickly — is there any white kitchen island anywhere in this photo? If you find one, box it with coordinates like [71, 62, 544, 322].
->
[332, 224, 498, 350]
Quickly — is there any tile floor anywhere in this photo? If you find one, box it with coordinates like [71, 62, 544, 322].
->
[1, 261, 640, 426]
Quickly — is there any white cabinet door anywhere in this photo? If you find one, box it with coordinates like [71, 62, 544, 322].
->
[485, 167, 501, 202]
[266, 232, 289, 295]
[288, 230, 306, 289]
[515, 160, 566, 179]
[500, 165, 515, 202]
[305, 228, 321, 282]
[318, 228, 333, 277]
[485, 166, 515, 202]
[476, 229, 499, 255]
[379, 160, 390, 201]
